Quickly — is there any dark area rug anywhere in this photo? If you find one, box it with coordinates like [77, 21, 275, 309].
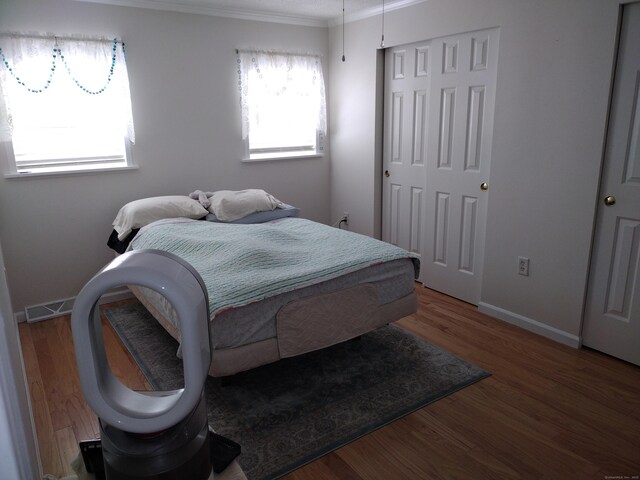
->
[103, 302, 490, 480]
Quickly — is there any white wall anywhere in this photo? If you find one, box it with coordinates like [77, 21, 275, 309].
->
[0, 0, 330, 313]
[0, 241, 41, 479]
[329, 0, 620, 340]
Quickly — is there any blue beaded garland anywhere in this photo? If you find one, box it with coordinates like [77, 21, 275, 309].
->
[0, 38, 121, 95]
[0, 45, 57, 93]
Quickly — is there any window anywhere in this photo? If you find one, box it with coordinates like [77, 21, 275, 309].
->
[0, 34, 135, 176]
[237, 50, 326, 161]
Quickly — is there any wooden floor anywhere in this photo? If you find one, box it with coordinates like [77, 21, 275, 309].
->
[19, 286, 640, 479]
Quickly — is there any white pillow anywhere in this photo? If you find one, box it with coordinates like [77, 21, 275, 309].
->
[208, 189, 284, 222]
[113, 196, 208, 240]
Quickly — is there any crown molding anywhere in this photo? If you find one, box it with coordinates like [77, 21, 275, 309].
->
[74, 0, 329, 27]
[328, 0, 429, 27]
[74, 0, 428, 28]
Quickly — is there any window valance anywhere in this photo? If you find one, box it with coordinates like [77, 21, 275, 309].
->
[0, 33, 134, 144]
[237, 49, 326, 145]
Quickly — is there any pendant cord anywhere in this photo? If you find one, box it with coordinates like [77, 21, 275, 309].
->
[342, 0, 346, 62]
[380, 0, 385, 48]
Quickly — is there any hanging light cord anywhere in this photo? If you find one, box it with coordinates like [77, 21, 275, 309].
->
[342, 0, 346, 62]
[380, 0, 385, 48]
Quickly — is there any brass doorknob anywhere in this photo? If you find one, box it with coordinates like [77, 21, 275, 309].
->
[604, 195, 616, 206]
[480, 182, 488, 191]
[384, 170, 390, 177]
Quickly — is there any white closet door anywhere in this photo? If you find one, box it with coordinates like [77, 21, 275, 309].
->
[423, 29, 499, 304]
[582, 3, 640, 366]
[382, 28, 499, 304]
[382, 42, 431, 284]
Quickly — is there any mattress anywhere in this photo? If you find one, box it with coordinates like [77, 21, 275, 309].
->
[130, 257, 416, 350]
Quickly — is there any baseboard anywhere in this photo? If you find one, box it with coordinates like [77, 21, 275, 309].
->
[16, 287, 134, 324]
[478, 302, 582, 348]
[98, 287, 135, 305]
[13, 311, 26, 324]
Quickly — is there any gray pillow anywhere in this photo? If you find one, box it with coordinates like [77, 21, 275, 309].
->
[205, 204, 300, 224]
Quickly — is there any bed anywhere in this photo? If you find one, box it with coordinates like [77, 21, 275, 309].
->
[108, 193, 420, 377]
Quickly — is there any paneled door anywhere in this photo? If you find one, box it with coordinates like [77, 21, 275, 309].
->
[382, 42, 431, 283]
[382, 29, 499, 304]
[582, 3, 640, 366]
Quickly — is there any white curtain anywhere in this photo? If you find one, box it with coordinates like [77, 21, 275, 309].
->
[237, 49, 326, 143]
[0, 33, 135, 143]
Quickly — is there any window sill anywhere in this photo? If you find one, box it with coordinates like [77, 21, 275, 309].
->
[242, 152, 324, 163]
[4, 165, 139, 179]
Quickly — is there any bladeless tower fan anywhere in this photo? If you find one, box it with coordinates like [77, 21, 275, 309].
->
[71, 250, 239, 480]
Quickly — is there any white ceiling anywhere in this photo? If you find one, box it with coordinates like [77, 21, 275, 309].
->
[76, 0, 427, 27]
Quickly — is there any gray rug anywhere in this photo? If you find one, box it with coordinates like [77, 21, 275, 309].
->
[103, 302, 489, 480]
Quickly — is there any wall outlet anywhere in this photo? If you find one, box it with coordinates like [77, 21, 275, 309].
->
[518, 256, 530, 276]
[342, 212, 349, 226]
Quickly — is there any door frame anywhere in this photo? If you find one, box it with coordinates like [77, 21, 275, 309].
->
[0, 241, 42, 479]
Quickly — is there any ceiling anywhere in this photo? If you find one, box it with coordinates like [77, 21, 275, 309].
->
[77, 0, 427, 27]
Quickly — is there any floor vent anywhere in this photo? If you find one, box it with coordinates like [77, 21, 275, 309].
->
[22, 288, 133, 324]
[25, 297, 76, 323]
